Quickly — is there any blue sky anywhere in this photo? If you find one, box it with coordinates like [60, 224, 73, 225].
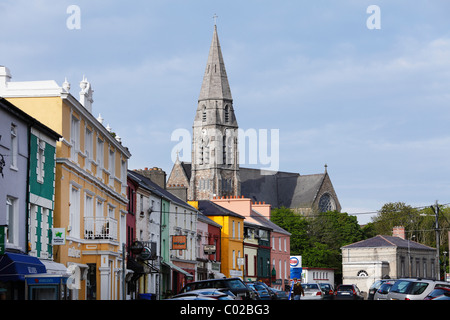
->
[2, 0, 450, 223]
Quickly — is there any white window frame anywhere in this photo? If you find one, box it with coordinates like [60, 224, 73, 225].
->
[10, 124, 18, 170]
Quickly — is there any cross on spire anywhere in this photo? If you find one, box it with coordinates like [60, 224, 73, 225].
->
[213, 13, 218, 26]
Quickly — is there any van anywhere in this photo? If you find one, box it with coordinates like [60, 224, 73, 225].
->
[387, 278, 450, 300]
[179, 277, 255, 300]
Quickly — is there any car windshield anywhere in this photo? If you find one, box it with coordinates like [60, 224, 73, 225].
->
[391, 280, 412, 294]
[303, 284, 319, 290]
[227, 279, 247, 290]
[377, 283, 393, 294]
[338, 285, 354, 292]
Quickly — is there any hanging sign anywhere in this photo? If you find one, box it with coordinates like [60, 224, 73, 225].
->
[172, 235, 187, 250]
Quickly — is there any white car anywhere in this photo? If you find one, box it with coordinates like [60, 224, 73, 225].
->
[301, 283, 324, 300]
[387, 278, 450, 300]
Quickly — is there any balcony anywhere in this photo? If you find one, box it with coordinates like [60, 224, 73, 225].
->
[84, 216, 118, 241]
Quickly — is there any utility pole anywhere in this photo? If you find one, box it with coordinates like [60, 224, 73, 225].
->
[432, 200, 440, 280]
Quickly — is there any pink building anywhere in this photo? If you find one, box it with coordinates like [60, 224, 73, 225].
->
[212, 197, 291, 291]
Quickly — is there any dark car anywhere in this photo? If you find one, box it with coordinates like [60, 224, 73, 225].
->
[318, 283, 335, 300]
[334, 284, 364, 300]
[368, 279, 393, 300]
[246, 282, 271, 300]
[271, 288, 289, 300]
[179, 277, 255, 300]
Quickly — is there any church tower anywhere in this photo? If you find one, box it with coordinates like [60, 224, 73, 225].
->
[189, 24, 240, 200]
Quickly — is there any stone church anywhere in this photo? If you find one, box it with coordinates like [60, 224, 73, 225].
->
[167, 25, 341, 214]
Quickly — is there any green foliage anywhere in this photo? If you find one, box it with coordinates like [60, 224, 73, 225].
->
[271, 207, 365, 274]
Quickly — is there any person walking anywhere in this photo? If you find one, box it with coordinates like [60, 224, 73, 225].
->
[291, 278, 304, 300]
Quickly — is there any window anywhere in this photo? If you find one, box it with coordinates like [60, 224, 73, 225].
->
[97, 138, 104, 171]
[6, 196, 18, 245]
[37, 139, 45, 183]
[224, 105, 229, 123]
[85, 128, 93, 170]
[96, 199, 103, 217]
[71, 116, 80, 161]
[232, 220, 235, 239]
[109, 149, 115, 176]
[202, 105, 206, 122]
[10, 124, 17, 169]
[69, 186, 80, 238]
[318, 193, 335, 212]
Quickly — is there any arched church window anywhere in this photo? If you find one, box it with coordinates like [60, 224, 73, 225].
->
[202, 105, 207, 122]
[318, 193, 335, 212]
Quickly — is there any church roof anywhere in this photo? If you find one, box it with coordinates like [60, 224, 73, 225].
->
[341, 235, 435, 251]
[239, 167, 327, 208]
[198, 25, 232, 101]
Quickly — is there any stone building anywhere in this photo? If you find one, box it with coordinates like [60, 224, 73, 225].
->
[341, 227, 437, 296]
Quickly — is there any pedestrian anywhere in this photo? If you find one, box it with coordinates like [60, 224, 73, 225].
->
[291, 278, 304, 300]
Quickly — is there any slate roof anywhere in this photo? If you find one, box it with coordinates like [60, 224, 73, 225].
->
[197, 200, 245, 219]
[240, 167, 326, 208]
[171, 163, 330, 210]
[130, 170, 197, 212]
[342, 235, 435, 251]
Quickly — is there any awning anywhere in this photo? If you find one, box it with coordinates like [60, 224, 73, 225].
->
[162, 261, 193, 279]
[0, 253, 46, 281]
[40, 260, 69, 276]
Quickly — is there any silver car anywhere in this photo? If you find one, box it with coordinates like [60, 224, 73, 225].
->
[387, 278, 450, 300]
[302, 283, 324, 300]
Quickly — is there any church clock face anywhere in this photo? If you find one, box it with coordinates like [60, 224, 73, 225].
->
[319, 193, 335, 212]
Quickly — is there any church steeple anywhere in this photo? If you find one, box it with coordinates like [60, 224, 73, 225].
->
[198, 25, 232, 102]
[189, 23, 240, 201]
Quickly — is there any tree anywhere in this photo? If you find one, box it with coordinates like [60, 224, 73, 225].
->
[271, 207, 310, 255]
[371, 202, 420, 236]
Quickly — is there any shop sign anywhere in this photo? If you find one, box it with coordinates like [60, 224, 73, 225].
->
[172, 235, 187, 250]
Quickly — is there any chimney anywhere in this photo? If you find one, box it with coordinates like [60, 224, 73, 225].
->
[392, 226, 405, 240]
[0, 66, 12, 92]
[136, 167, 167, 189]
[252, 201, 272, 220]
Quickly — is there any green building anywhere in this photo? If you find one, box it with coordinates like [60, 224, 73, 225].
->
[27, 126, 60, 259]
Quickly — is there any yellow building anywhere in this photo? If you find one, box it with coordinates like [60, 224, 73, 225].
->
[0, 67, 131, 300]
[189, 200, 245, 278]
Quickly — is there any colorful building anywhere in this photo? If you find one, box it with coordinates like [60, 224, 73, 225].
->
[0, 67, 131, 300]
[192, 200, 245, 279]
[212, 196, 291, 289]
[0, 97, 61, 299]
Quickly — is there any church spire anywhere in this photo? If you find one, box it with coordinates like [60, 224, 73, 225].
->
[198, 24, 232, 102]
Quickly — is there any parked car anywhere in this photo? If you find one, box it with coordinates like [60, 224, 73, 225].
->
[256, 281, 277, 300]
[179, 277, 255, 300]
[423, 287, 450, 300]
[246, 282, 271, 300]
[169, 288, 237, 300]
[318, 283, 334, 300]
[432, 292, 450, 300]
[387, 278, 450, 301]
[368, 279, 395, 300]
[334, 284, 364, 300]
[302, 283, 324, 300]
[271, 288, 289, 300]
[373, 281, 396, 300]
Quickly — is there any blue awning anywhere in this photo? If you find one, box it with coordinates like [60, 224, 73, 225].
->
[0, 252, 46, 282]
